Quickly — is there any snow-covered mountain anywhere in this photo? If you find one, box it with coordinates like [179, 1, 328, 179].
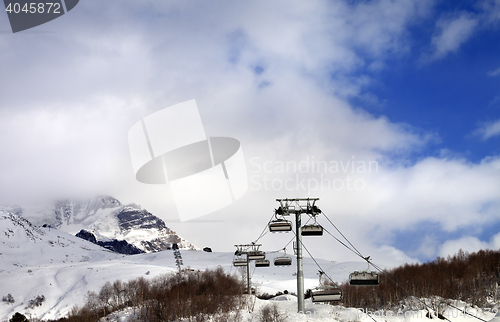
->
[0, 210, 175, 320]
[2, 196, 197, 252]
[0, 211, 117, 269]
[0, 209, 371, 321]
[1, 211, 494, 322]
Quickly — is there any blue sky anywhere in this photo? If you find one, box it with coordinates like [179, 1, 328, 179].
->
[341, 0, 500, 162]
[358, 26, 500, 163]
[1, 0, 500, 266]
[348, 0, 500, 261]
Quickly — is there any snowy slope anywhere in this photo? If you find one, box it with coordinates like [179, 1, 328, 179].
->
[0, 210, 375, 321]
[3, 212, 495, 322]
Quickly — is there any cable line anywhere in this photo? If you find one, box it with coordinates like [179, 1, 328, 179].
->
[323, 211, 486, 322]
[365, 261, 487, 322]
[321, 218, 448, 320]
[323, 226, 365, 260]
[318, 211, 477, 322]
[320, 211, 364, 258]
[259, 200, 488, 322]
[264, 215, 313, 255]
[254, 205, 313, 244]
[253, 211, 276, 243]
[294, 229, 380, 322]
[289, 227, 346, 297]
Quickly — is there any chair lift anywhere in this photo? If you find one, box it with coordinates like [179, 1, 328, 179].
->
[274, 248, 292, 266]
[233, 255, 247, 267]
[269, 208, 292, 232]
[349, 257, 379, 286]
[247, 243, 264, 260]
[269, 220, 292, 232]
[310, 271, 342, 303]
[255, 259, 270, 267]
[301, 215, 323, 236]
[247, 251, 266, 260]
[311, 286, 343, 302]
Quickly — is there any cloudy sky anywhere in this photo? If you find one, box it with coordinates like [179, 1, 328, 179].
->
[1, 0, 500, 268]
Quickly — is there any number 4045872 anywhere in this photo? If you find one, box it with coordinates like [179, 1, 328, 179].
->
[5, 2, 61, 14]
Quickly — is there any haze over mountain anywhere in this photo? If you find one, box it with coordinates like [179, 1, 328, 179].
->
[1, 196, 197, 253]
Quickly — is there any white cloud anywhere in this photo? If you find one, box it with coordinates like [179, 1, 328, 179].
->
[475, 119, 500, 140]
[414, 235, 439, 258]
[428, 12, 478, 61]
[367, 245, 419, 267]
[372, 156, 500, 231]
[0, 0, 435, 206]
[481, 0, 500, 24]
[438, 232, 500, 258]
[423, 1, 500, 63]
[488, 67, 500, 77]
[1, 1, 500, 267]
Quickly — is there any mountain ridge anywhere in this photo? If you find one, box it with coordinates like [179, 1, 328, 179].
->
[1, 196, 197, 252]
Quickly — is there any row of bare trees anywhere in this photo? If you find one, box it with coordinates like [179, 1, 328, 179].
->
[49, 267, 245, 322]
[340, 249, 500, 310]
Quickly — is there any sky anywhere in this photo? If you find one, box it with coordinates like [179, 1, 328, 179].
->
[1, 0, 500, 268]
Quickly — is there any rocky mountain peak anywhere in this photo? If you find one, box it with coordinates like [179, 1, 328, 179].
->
[2, 197, 197, 253]
[117, 206, 169, 232]
[54, 196, 122, 226]
[0, 211, 44, 243]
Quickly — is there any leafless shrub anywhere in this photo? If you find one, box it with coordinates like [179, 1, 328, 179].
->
[26, 295, 45, 309]
[55, 266, 245, 322]
[340, 249, 500, 311]
[258, 303, 287, 322]
[2, 294, 15, 304]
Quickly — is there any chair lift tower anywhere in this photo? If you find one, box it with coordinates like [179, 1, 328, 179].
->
[173, 243, 183, 272]
[274, 198, 321, 313]
[234, 244, 266, 294]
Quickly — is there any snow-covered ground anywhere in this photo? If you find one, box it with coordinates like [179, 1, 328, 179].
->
[1, 211, 498, 322]
[96, 294, 500, 322]
[0, 211, 366, 320]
